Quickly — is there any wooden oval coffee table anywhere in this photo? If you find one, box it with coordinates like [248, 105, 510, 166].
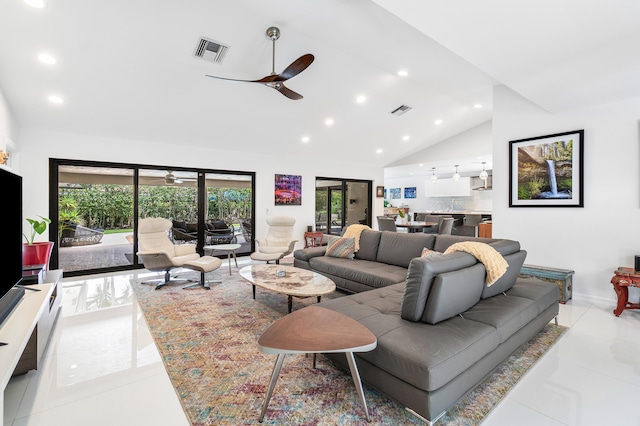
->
[239, 264, 336, 313]
[257, 305, 377, 422]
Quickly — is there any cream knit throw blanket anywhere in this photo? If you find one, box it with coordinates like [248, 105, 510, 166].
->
[444, 241, 508, 286]
[342, 224, 371, 252]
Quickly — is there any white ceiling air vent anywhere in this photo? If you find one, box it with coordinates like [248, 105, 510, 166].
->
[194, 37, 229, 63]
[390, 105, 412, 116]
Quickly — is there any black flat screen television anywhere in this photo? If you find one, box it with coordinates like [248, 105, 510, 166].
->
[0, 167, 25, 327]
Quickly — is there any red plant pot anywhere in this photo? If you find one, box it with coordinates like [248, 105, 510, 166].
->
[23, 241, 55, 271]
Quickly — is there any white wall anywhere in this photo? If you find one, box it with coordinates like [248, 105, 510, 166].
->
[387, 120, 492, 167]
[0, 88, 19, 153]
[17, 128, 384, 247]
[492, 85, 640, 302]
[383, 175, 492, 215]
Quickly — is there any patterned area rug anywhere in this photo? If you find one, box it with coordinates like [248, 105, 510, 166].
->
[130, 264, 566, 425]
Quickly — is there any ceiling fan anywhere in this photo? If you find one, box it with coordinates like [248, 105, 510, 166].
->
[163, 171, 199, 185]
[205, 26, 314, 100]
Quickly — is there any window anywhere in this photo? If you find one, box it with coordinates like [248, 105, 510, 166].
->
[50, 159, 255, 277]
[315, 178, 371, 235]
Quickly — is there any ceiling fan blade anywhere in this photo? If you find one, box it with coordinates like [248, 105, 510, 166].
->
[205, 74, 278, 84]
[273, 83, 303, 100]
[276, 54, 315, 81]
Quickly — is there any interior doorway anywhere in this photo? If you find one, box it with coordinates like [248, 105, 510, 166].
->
[315, 178, 371, 235]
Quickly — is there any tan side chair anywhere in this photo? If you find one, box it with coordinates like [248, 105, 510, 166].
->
[137, 217, 222, 290]
[250, 216, 298, 264]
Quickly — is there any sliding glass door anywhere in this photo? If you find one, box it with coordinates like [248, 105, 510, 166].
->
[315, 178, 372, 235]
[56, 164, 135, 273]
[50, 159, 254, 277]
[204, 172, 253, 256]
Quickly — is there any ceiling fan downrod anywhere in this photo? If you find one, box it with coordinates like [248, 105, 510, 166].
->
[266, 26, 280, 75]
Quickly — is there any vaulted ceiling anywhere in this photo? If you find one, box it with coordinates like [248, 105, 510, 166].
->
[0, 0, 638, 171]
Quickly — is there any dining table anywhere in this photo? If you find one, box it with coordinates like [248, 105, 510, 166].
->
[395, 221, 438, 233]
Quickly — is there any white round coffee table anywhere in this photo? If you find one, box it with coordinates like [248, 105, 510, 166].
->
[239, 264, 336, 313]
[204, 243, 241, 275]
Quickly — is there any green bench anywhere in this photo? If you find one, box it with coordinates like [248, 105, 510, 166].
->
[519, 264, 574, 303]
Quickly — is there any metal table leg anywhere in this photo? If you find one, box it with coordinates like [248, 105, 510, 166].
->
[259, 353, 286, 422]
[346, 351, 370, 422]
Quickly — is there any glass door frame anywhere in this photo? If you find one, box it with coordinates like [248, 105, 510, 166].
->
[49, 158, 255, 278]
[315, 177, 372, 235]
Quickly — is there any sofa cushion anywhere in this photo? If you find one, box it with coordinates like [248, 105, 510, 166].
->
[443, 241, 508, 286]
[481, 250, 527, 298]
[507, 278, 559, 314]
[422, 263, 486, 324]
[309, 257, 407, 289]
[317, 284, 499, 392]
[293, 246, 326, 262]
[376, 232, 435, 268]
[354, 230, 381, 261]
[433, 235, 497, 252]
[486, 239, 521, 256]
[462, 293, 538, 343]
[172, 220, 188, 231]
[420, 248, 441, 258]
[211, 219, 228, 230]
[324, 237, 355, 259]
[401, 253, 477, 322]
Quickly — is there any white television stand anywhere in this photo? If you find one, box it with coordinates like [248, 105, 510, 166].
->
[0, 269, 62, 422]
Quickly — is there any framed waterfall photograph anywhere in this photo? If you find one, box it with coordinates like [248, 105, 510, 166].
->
[509, 129, 584, 207]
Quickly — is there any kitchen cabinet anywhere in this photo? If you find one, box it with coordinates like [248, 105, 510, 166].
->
[424, 177, 470, 197]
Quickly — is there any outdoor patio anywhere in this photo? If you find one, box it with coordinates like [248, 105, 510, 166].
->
[58, 232, 251, 272]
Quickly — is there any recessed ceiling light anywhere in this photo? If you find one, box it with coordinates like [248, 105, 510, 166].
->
[24, 0, 47, 8]
[376, 149, 383, 154]
[434, 119, 443, 125]
[325, 118, 334, 126]
[48, 95, 64, 104]
[402, 135, 410, 141]
[356, 94, 366, 103]
[301, 136, 310, 143]
[38, 54, 56, 64]
[473, 104, 483, 109]
[397, 70, 408, 77]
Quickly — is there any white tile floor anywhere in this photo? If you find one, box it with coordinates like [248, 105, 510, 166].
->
[4, 269, 640, 425]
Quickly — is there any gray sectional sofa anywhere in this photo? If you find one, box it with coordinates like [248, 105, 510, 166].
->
[293, 230, 559, 424]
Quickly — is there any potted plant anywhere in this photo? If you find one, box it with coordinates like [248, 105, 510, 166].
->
[397, 209, 408, 224]
[23, 216, 54, 270]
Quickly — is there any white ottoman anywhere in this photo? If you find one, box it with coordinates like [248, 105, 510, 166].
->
[250, 252, 284, 264]
[183, 256, 223, 289]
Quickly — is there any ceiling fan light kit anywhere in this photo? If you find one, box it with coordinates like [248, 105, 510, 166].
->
[205, 26, 314, 100]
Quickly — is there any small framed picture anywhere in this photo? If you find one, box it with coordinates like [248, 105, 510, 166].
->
[509, 130, 584, 207]
[404, 187, 416, 199]
[376, 186, 384, 198]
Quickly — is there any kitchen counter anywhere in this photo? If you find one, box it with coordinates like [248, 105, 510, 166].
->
[422, 211, 492, 215]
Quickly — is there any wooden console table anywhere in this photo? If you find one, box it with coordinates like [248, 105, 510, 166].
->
[611, 267, 640, 316]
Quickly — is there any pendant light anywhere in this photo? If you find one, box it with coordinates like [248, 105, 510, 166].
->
[430, 167, 438, 183]
[453, 165, 460, 182]
[479, 162, 488, 180]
